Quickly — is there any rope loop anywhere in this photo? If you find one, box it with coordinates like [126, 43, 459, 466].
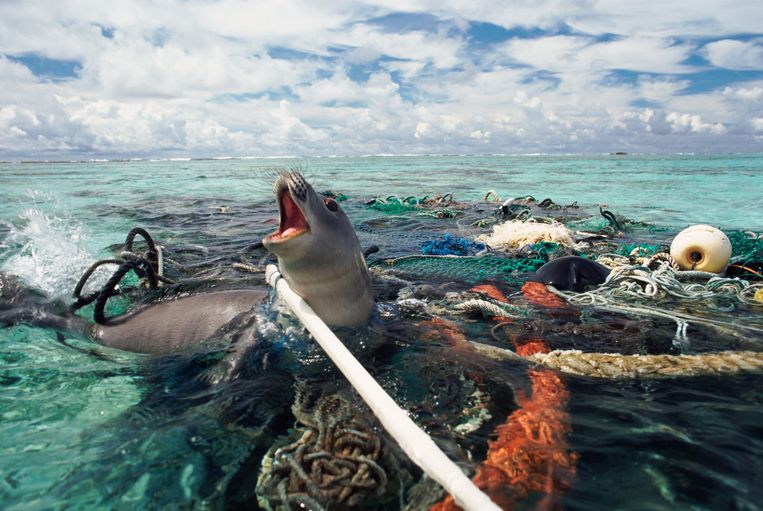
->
[70, 227, 176, 323]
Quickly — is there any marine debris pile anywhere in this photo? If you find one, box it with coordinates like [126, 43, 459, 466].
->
[51, 186, 763, 511]
[359, 188, 763, 382]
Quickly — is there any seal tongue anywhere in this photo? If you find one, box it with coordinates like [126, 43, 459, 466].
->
[278, 189, 308, 238]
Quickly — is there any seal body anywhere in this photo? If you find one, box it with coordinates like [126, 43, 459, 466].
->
[534, 256, 610, 292]
[262, 171, 374, 327]
[2, 171, 373, 354]
[92, 289, 268, 354]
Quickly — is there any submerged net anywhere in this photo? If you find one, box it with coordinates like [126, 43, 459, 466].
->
[371, 254, 550, 283]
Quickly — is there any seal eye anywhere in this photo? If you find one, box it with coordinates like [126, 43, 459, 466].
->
[324, 198, 339, 212]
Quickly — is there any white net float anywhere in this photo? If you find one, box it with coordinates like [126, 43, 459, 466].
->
[670, 224, 732, 273]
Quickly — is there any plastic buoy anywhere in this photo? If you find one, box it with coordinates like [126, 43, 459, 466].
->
[670, 225, 731, 273]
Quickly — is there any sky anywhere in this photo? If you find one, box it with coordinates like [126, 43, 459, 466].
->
[1, 0, 762, 159]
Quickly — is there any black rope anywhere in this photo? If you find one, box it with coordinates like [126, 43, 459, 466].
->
[363, 245, 380, 259]
[123, 227, 161, 281]
[94, 259, 158, 324]
[70, 227, 175, 322]
[538, 198, 554, 208]
[124, 227, 158, 254]
[71, 259, 123, 310]
[599, 207, 621, 231]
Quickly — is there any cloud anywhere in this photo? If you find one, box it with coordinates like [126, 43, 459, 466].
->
[502, 36, 694, 74]
[665, 112, 727, 134]
[0, 1, 762, 157]
[703, 39, 763, 71]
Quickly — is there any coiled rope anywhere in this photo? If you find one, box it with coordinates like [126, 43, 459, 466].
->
[561, 262, 763, 307]
[257, 390, 390, 510]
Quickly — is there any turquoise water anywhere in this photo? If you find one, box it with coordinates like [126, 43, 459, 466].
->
[1, 155, 762, 510]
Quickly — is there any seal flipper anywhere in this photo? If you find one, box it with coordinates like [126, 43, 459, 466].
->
[0, 272, 91, 337]
[0, 306, 91, 337]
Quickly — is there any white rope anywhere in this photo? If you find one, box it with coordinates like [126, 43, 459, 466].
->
[265, 265, 499, 511]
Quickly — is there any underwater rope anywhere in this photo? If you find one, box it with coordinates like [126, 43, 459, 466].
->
[257, 391, 390, 509]
[433, 285, 578, 511]
[266, 265, 501, 511]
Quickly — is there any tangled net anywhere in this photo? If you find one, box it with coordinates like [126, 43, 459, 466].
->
[370, 249, 562, 284]
[477, 219, 579, 250]
[558, 260, 763, 308]
[256, 389, 390, 510]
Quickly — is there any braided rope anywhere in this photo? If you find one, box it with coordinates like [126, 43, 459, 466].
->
[528, 350, 763, 378]
[467, 342, 763, 378]
[454, 299, 526, 318]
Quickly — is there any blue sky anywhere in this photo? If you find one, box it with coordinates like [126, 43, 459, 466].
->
[0, 0, 762, 158]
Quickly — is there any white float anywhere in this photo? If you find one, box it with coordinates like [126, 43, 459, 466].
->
[670, 225, 731, 273]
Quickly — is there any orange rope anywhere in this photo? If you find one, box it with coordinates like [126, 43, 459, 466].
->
[471, 284, 510, 303]
[419, 317, 470, 349]
[521, 281, 568, 309]
[431, 284, 578, 511]
[728, 264, 763, 278]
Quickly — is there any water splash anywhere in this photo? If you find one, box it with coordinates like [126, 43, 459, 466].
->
[0, 191, 105, 299]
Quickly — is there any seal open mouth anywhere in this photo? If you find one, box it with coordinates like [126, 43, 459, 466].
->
[269, 185, 309, 242]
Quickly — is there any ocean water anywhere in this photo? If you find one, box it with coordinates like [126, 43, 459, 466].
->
[0, 154, 762, 510]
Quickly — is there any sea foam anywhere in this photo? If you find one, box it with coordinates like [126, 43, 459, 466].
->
[1, 192, 106, 299]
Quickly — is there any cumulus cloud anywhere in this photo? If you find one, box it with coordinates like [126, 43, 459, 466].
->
[0, 0, 762, 157]
[665, 112, 727, 134]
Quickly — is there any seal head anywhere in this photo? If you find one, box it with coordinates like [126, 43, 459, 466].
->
[262, 171, 373, 327]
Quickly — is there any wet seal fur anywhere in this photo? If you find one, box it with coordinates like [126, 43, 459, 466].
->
[534, 256, 611, 292]
[1, 171, 373, 354]
[262, 171, 373, 328]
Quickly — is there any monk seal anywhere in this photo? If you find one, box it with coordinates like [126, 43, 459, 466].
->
[533, 255, 611, 292]
[1, 171, 374, 354]
[262, 171, 373, 328]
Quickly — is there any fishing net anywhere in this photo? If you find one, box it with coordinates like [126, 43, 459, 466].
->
[477, 219, 579, 250]
[370, 255, 549, 283]
[612, 242, 663, 258]
[728, 231, 763, 264]
[421, 233, 485, 256]
[366, 196, 422, 214]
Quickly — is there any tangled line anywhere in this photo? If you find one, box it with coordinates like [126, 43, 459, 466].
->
[257, 392, 388, 510]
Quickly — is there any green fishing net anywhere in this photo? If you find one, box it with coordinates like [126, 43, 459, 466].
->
[728, 231, 763, 264]
[370, 255, 549, 283]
